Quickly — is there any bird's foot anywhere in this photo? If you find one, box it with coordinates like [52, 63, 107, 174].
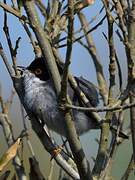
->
[50, 146, 63, 160]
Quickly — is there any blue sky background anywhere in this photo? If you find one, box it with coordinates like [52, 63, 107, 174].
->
[0, 1, 128, 98]
[0, 1, 108, 96]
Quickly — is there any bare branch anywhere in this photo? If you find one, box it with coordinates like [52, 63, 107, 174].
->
[0, 85, 27, 179]
[35, 0, 47, 18]
[22, 0, 61, 94]
[128, 1, 135, 164]
[3, 4, 19, 76]
[0, 42, 14, 77]
[66, 101, 135, 112]
[78, 12, 108, 105]
[0, 2, 28, 23]
[121, 154, 135, 180]
[59, 0, 93, 179]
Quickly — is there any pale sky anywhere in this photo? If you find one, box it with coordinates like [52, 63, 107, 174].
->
[0, 1, 127, 98]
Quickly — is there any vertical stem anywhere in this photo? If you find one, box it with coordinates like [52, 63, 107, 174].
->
[3, 0, 19, 76]
[0, 87, 27, 180]
[78, 12, 108, 105]
[22, 0, 92, 179]
[93, 1, 115, 177]
[121, 154, 134, 180]
[128, 1, 135, 163]
[60, 0, 93, 179]
[22, 0, 61, 95]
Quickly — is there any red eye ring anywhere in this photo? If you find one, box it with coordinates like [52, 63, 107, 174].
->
[35, 68, 42, 75]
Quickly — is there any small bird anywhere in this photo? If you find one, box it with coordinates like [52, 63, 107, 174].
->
[18, 57, 99, 137]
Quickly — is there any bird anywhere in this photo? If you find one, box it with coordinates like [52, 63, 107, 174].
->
[18, 57, 99, 137]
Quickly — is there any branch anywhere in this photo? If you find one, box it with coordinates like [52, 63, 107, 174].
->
[29, 157, 46, 180]
[13, 75, 80, 179]
[93, 1, 114, 177]
[17, 1, 81, 179]
[0, 42, 14, 77]
[121, 154, 135, 180]
[128, 1, 135, 164]
[53, 47, 102, 123]
[57, 14, 107, 47]
[59, 0, 93, 179]
[22, 0, 61, 94]
[35, 0, 47, 18]
[29, 114, 80, 180]
[21, 22, 42, 58]
[0, 2, 28, 23]
[0, 86, 27, 179]
[78, 12, 108, 105]
[3, 4, 19, 76]
[66, 101, 135, 112]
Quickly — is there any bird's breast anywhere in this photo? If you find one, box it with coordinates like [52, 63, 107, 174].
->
[20, 70, 98, 136]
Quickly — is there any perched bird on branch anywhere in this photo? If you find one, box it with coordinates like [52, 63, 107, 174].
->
[18, 57, 99, 136]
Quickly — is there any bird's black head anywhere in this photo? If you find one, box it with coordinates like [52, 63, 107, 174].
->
[27, 57, 63, 81]
[27, 57, 50, 81]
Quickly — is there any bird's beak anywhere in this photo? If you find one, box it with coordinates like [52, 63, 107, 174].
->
[17, 66, 26, 75]
[17, 66, 26, 70]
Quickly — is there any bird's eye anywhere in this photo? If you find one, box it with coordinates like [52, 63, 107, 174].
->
[35, 68, 42, 75]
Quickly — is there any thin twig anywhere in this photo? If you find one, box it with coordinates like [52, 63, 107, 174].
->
[0, 2, 28, 23]
[20, 105, 36, 158]
[78, 12, 108, 105]
[121, 154, 135, 180]
[57, 14, 107, 47]
[0, 42, 14, 77]
[3, 4, 19, 76]
[59, 0, 93, 179]
[0, 86, 27, 179]
[35, 0, 47, 18]
[48, 160, 54, 180]
[66, 101, 135, 112]
[128, 1, 135, 164]
[21, 22, 42, 58]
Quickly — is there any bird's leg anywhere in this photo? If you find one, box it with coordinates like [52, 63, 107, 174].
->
[50, 146, 63, 161]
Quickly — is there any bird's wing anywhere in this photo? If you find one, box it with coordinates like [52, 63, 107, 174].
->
[56, 60, 99, 107]
[74, 76, 99, 107]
